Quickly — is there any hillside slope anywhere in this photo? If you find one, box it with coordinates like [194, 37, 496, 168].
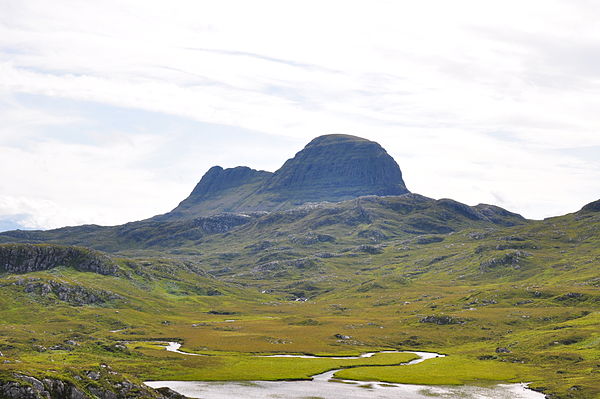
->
[0, 194, 524, 252]
[0, 201, 597, 398]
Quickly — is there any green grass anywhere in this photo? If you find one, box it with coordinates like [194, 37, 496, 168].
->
[127, 348, 419, 381]
[0, 203, 599, 398]
[334, 355, 535, 385]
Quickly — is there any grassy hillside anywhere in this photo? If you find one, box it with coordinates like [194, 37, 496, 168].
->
[0, 199, 598, 398]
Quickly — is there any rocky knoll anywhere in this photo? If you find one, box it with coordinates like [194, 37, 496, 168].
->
[4, 278, 122, 305]
[0, 244, 118, 275]
[0, 373, 186, 399]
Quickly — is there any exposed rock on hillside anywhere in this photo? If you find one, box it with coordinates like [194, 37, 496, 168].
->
[0, 373, 184, 399]
[580, 199, 600, 213]
[0, 244, 118, 275]
[420, 315, 465, 325]
[355, 244, 384, 254]
[479, 250, 531, 271]
[289, 232, 335, 245]
[8, 278, 122, 305]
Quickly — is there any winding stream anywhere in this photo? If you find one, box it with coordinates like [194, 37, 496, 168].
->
[145, 342, 545, 399]
[163, 342, 206, 356]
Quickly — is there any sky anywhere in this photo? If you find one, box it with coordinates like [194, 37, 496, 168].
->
[1, 0, 600, 230]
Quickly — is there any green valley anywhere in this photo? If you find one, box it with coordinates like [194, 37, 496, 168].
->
[0, 135, 598, 399]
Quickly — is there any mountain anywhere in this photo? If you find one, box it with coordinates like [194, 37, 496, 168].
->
[580, 198, 600, 213]
[162, 134, 409, 219]
[262, 134, 408, 200]
[0, 135, 522, 252]
[0, 134, 598, 399]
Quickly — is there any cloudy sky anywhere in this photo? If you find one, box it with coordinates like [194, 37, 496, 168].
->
[1, 0, 600, 230]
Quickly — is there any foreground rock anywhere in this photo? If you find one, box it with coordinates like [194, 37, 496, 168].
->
[7, 278, 122, 305]
[0, 373, 189, 399]
[0, 244, 118, 275]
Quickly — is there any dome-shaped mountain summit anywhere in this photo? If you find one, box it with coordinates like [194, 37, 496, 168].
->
[264, 134, 408, 199]
[165, 134, 410, 219]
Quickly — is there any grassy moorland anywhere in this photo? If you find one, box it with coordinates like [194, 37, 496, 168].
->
[0, 197, 599, 398]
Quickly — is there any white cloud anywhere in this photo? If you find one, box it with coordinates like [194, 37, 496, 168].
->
[1, 0, 600, 229]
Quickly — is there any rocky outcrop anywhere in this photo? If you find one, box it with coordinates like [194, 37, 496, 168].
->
[0, 376, 84, 399]
[419, 315, 465, 325]
[9, 278, 122, 305]
[355, 244, 384, 254]
[154, 388, 188, 399]
[579, 199, 600, 213]
[479, 250, 531, 271]
[192, 213, 256, 234]
[0, 244, 118, 276]
[288, 232, 335, 245]
[0, 373, 184, 399]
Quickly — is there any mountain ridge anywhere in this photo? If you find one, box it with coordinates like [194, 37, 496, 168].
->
[0, 193, 525, 251]
[163, 134, 409, 219]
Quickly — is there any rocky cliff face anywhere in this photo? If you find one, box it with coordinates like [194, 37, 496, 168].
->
[187, 166, 271, 198]
[165, 134, 410, 219]
[262, 134, 409, 201]
[580, 199, 600, 213]
[0, 244, 118, 275]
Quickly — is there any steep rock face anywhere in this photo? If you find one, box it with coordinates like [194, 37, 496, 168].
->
[165, 166, 272, 219]
[580, 199, 600, 213]
[0, 244, 118, 275]
[262, 134, 409, 201]
[188, 166, 271, 199]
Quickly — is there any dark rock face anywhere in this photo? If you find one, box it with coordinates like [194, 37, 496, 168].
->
[0, 373, 186, 399]
[0, 244, 118, 276]
[580, 199, 600, 213]
[288, 232, 335, 245]
[155, 387, 189, 399]
[263, 134, 409, 201]
[188, 166, 272, 199]
[0, 375, 88, 399]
